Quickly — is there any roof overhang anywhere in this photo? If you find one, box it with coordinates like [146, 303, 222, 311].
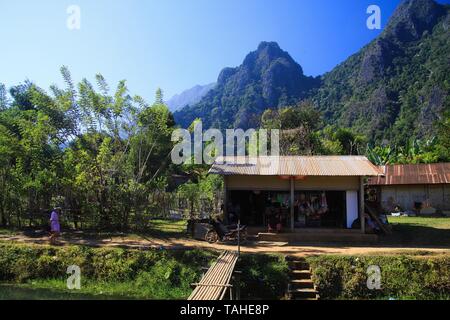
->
[209, 156, 384, 177]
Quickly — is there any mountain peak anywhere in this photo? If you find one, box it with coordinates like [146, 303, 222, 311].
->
[257, 41, 281, 52]
[242, 41, 304, 75]
[174, 42, 319, 129]
[384, 0, 446, 41]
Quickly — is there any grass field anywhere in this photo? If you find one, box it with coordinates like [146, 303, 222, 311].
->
[383, 216, 450, 247]
[0, 219, 188, 243]
[0, 228, 17, 236]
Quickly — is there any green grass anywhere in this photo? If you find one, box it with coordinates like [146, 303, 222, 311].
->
[91, 219, 187, 241]
[0, 228, 18, 236]
[129, 219, 187, 238]
[382, 216, 450, 246]
[389, 216, 450, 229]
[71, 219, 188, 241]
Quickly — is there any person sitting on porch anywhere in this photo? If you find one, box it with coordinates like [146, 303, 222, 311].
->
[297, 193, 313, 217]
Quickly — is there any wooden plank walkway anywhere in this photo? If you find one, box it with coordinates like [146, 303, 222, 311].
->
[188, 251, 239, 300]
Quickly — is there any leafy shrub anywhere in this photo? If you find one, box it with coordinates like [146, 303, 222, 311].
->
[0, 243, 217, 299]
[307, 255, 450, 300]
[238, 253, 289, 300]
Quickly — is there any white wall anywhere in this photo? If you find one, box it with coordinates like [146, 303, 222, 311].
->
[346, 191, 359, 228]
[380, 185, 449, 212]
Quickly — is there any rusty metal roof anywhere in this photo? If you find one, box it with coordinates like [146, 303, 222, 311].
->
[209, 156, 383, 176]
[367, 163, 450, 185]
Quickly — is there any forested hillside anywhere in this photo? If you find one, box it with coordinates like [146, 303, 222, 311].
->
[313, 0, 450, 146]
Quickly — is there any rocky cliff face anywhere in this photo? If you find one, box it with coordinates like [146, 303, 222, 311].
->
[312, 0, 449, 144]
[174, 41, 319, 129]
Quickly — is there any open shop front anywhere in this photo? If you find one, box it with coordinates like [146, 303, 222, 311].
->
[224, 175, 362, 232]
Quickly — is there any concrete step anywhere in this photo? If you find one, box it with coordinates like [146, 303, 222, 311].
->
[290, 279, 315, 289]
[288, 260, 310, 270]
[291, 270, 311, 279]
[286, 256, 305, 262]
[289, 288, 318, 299]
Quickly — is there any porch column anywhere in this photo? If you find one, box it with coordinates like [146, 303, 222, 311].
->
[360, 176, 365, 234]
[290, 177, 295, 231]
[223, 176, 228, 224]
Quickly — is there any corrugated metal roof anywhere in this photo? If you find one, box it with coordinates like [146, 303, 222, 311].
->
[367, 163, 450, 185]
[209, 156, 383, 176]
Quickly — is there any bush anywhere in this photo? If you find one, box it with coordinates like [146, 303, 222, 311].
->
[307, 255, 450, 300]
[238, 253, 289, 300]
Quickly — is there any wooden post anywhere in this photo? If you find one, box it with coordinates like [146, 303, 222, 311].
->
[223, 176, 228, 224]
[290, 177, 295, 232]
[237, 219, 241, 256]
[360, 176, 366, 234]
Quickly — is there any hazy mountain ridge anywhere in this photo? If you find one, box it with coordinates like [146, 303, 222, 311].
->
[166, 83, 215, 112]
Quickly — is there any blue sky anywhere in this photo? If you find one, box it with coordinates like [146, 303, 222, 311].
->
[0, 0, 449, 101]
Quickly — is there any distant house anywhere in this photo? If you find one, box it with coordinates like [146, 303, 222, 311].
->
[209, 156, 382, 237]
[367, 163, 450, 214]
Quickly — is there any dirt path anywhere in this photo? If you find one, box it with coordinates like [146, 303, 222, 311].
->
[1, 233, 449, 257]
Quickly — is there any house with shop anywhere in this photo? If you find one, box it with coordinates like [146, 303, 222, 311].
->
[209, 156, 383, 242]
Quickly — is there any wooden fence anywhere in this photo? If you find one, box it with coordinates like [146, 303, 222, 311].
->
[14, 191, 224, 230]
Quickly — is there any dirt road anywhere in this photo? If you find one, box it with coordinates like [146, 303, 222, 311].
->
[1, 233, 449, 257]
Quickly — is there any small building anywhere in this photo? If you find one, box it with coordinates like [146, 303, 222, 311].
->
[210, 156, 383, 237]
[367, 163, 450, 214]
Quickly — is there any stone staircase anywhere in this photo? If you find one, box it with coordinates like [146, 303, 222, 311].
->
[287, 257, 319, 300]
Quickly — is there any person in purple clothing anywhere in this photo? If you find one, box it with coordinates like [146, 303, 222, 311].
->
[49, 207, 61, 245]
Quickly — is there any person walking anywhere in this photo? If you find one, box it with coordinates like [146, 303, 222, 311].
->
[49, 207, 61, 245]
